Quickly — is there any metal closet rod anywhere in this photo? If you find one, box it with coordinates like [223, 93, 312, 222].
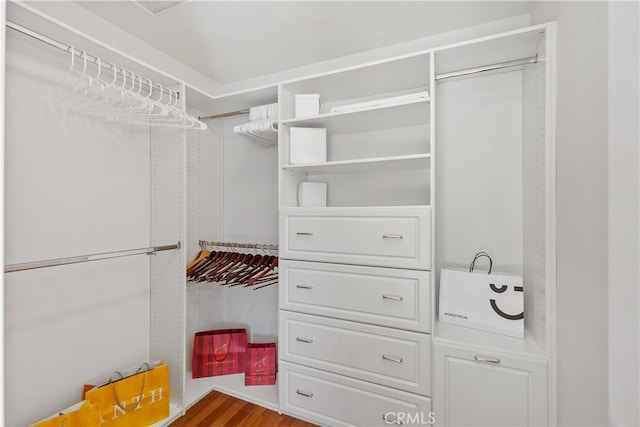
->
[198, 109, 279, 130]
[5, 20, 178, 99]
[199, 240, 278, 251]
[200, 109, 250, 121]
[435, 55, 540, 81]
[4, 242, 181, 273]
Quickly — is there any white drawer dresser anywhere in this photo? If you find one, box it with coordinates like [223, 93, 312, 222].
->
[278, 209, 433, 426]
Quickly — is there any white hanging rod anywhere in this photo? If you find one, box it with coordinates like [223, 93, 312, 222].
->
[5, 20, 177, 99]
[435, 55, 540, 81]
[4, 242, 181, 273]
[199, 109, 250, 121]
[199, 240, 278, 252]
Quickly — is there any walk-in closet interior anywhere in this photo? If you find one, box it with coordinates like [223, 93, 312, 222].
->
[4, 1, 639, 426]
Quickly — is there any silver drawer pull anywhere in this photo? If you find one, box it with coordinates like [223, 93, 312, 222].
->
[382, 234, 404, 240]
[296, 389, 314, 398]
[296, 337, 313, 344]
[382, 294, 403, 301]
[382, 354, 403, 363]
[383, 413, 404, 424]
[474, 354, 500, 364]
[296, 232, 313, 236]
[296, 285, 313, 290]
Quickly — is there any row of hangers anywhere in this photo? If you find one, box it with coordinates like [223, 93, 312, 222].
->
[186, 241, 278, 290]
[55, 46, 207, 130]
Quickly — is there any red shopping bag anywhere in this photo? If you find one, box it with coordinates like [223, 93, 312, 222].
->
[192, 329, 247, 378]
[244, 343, 277, 386]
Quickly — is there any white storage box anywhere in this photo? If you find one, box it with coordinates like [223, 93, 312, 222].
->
[295, 94, 320, 118]
[289, 127, 326, 164]
[298, 182, 327, 207]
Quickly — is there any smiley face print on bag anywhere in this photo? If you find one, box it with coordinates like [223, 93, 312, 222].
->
[489, 283, 524, 320]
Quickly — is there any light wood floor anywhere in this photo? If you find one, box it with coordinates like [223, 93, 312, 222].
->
[169, 390, 317, 427]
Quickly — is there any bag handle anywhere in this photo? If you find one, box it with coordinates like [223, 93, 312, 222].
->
[113, 373, 146, 413]
[136, 362, 152, 373]
[469, 251, 492, 274]
[108, 371, 125, 384]
[107, 361, 152, 384]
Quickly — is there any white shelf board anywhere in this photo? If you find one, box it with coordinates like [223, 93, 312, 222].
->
[281, 53, 429, 103]
[281, 98, 429, 135]
[186, 84, 278, 117]
[186, 373, 279, 412]
[434, 25, 545, 76]
[282, 153, 430, 175]
[280, 205, 431, 213]
[433, 320, 546, 361]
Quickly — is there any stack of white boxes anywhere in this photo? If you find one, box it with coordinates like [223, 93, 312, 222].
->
[291, 94, 327, 208]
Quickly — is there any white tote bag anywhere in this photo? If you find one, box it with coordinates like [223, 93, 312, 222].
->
[439, 252, 524, 338]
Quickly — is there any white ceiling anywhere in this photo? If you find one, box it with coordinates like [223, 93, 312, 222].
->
[76, 1, 535, 86]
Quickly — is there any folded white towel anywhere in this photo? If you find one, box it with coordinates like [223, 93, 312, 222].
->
[249, 103, 278, 122]
[233, 120, 277, 146]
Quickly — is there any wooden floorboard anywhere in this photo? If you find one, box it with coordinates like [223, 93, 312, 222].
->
[170, 390, 317, 427]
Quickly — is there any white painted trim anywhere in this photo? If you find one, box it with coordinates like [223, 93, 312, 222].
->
[430, 52, 437, 335]
[544, 21, 558, 427]
[0, 0, 6, 424]
[431, 23, 547, 54]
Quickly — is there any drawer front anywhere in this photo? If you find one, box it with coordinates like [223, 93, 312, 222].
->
[280, 361, 433, 427]
[280, 260, 431, 332]
[279, 207, 431, 269]
[279, 311, 431, 395]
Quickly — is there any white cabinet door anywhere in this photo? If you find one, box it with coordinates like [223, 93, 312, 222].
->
[432, 340, 548, 427]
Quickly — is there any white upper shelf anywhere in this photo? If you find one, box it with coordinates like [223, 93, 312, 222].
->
[434, 25, 545, 76]
[282, 153, 430, 175]
[281, 53, 429, 104]
[281, 96, 430, 135]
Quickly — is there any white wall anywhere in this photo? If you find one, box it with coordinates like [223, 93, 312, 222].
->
[12, 0, 220, 93]
[531, 2, 610, 425]
[4, 24, 155, 425]
[608, 1, 640, 425]
[214, 14, 531, 96]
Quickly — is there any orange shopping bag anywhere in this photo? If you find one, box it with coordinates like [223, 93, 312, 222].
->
[84, 361, 170, 426]
[29, 400, 101, 427]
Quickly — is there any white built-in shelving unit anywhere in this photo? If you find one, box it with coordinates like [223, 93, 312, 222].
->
[277, 51, 434, 426]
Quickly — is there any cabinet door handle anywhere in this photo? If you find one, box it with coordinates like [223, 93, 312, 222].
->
[474, 354, 500, 364]
[382, 294, 403, 301]
[296, 337, 313, 344]
[382, 354, 403, 363]
[296, 232, 313, 236]
[382, 413, 404, 424]
[296, 389, 314, 398]
[382, 234, 403, 240]
[296, 285, 313, 290]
